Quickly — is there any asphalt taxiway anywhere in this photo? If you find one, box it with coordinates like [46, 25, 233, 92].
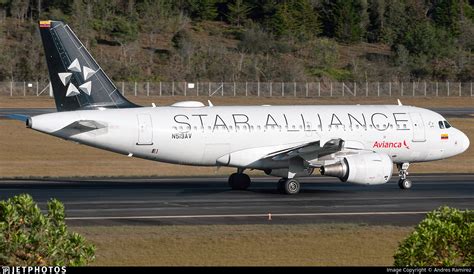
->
[0, 175, 472, 226]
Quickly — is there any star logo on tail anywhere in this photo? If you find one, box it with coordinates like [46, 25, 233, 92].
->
[58, 58, 97, 97]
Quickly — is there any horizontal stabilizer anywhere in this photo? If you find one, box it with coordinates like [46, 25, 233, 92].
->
[7, 114, 30, 122]
[53, 120, 106, 138]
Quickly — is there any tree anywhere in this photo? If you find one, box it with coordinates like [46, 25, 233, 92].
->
[10, 0, 29, 22]
[270, 0, 321, 40]
[394, 206, 473, 267]
[227, 0, 252, 26]
[381, 0, 408, 45]
[320, 0, 366, 42]
[402, 21, 453, 58]
[367, 0, 385, 42]
[237, 25, 275, 54]
[0, 194, 95, 265]
[105, 15, 139, 57]
[431, 0, 462, 35]
[183, 0, 218, 21]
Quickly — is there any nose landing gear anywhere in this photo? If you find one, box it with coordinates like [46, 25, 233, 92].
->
[397, 163, 412, 189]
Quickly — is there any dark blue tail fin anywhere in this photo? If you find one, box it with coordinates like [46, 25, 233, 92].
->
[39, 20, 139, 111]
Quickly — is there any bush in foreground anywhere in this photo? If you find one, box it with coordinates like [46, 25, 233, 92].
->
[0, 194, 95, 265]
[394, 206, 473, 266]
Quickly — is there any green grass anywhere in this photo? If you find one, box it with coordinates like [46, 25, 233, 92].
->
[71, 224, 413, 266]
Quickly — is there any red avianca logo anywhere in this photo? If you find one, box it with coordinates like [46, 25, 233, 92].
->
[373, 140, 410, 149]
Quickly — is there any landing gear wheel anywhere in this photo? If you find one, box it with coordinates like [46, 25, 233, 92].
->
[282, 178, 300, 195]
[397, 163, 412, 190]
[398, 179, 412, 189]
[228, 173, 251, 190]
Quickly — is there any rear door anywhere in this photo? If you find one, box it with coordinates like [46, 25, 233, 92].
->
[137, 114, 153, 145]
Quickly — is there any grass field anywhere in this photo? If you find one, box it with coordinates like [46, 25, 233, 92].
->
[0, 96, 472, 177]
[71, 224, 413, 266]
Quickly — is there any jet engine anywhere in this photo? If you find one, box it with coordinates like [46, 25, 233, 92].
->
[320, 153, 393, 185]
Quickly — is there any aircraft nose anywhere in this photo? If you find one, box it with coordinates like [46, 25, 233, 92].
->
[460, 131, 470, 153]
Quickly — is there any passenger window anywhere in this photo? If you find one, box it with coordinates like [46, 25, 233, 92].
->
[438, 121, 445, 129]
[444, 121, 451, 129]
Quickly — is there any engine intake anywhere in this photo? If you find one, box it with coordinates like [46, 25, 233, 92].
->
[320, 153, 393, 185]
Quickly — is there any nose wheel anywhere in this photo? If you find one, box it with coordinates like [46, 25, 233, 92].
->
[397, 163, 412, 189]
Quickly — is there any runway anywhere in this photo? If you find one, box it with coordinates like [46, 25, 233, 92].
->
[1, 107, 473, 118]
[0, 174, 472, 226]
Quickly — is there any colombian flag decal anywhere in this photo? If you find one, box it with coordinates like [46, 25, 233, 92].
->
[441, 133, 449, 140]
[39, 20, 51, 28]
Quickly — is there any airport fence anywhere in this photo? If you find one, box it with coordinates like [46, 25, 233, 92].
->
[0, 81, 473, 97]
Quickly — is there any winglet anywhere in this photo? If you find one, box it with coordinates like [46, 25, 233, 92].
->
[208, 100, 214, 107]
[397, 99, 403, 106]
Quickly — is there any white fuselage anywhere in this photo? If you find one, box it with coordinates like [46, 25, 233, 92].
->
[29, 104, 470, 173]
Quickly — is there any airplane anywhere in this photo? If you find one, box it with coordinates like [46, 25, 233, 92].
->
[11, 20, 470, 195]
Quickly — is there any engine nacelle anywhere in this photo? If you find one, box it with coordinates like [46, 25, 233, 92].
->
[264, 168, 314, 178]
[320, 153, 393, 185]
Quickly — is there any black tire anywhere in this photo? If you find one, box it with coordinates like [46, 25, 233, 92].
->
[283, 179, 300, 195]
[398, 179, 412, 189]
[228, 173, 251, 190]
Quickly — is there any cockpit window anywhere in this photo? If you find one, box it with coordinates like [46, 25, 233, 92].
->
[444, 121, 451, 129]
[438, 121, 445, 129]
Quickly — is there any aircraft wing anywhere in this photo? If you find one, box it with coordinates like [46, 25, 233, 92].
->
[264, 138, 344, 161]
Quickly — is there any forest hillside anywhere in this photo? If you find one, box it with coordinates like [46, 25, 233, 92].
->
[0, 0, 473, 82]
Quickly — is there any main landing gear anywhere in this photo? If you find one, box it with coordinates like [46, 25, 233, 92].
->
[228, 168, 251, 190]
[277, 178, 300, 195]
[397, 163, 412, 189]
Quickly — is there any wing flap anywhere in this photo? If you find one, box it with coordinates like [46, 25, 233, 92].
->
[266, 139, 344, 161]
